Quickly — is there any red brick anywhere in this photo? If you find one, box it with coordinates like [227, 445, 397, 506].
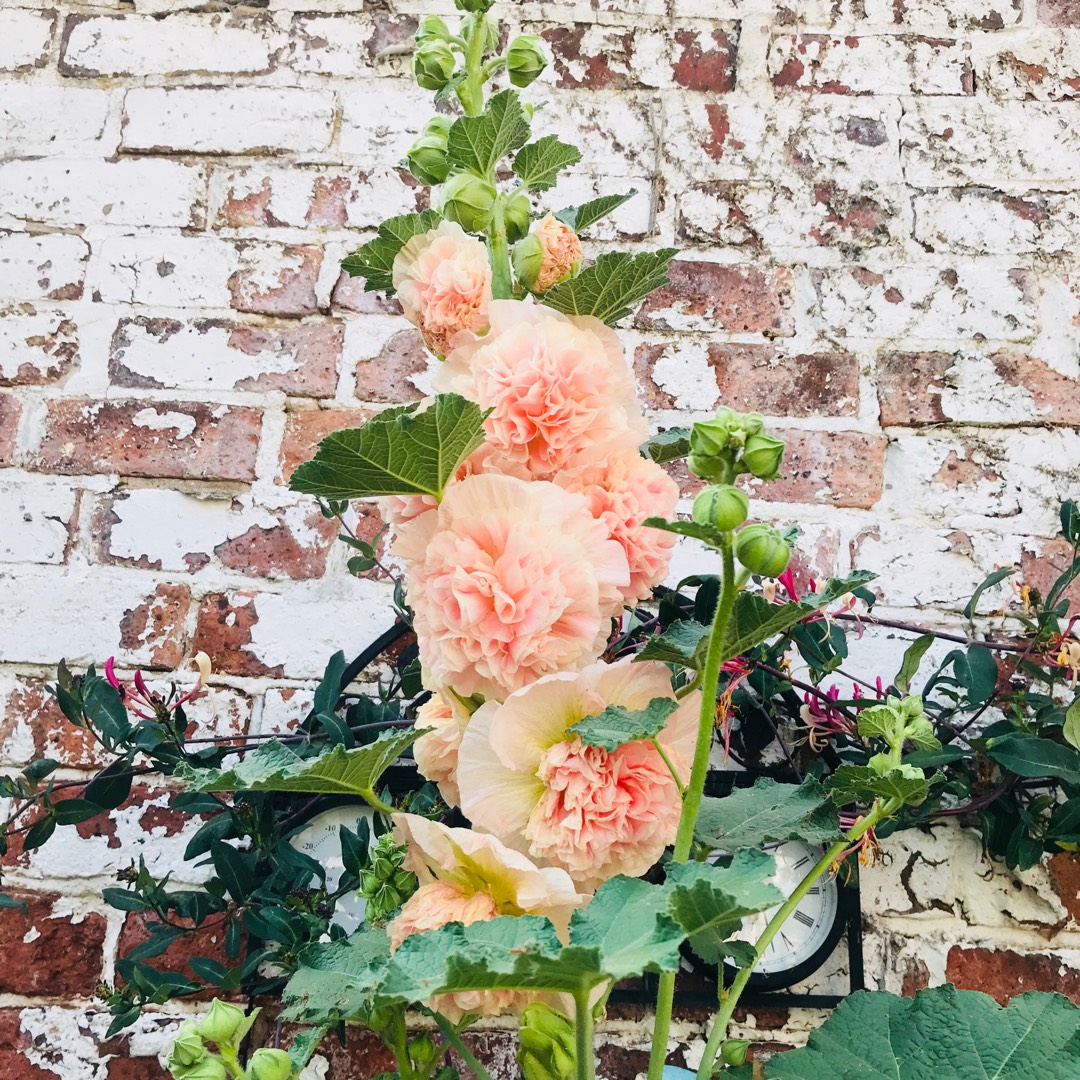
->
[946, 946, 1080, 1004]
[1037, 0, 1080, 24]
[0, 309, 78, 386]
[119, 911, 235, 988]
[118, 583, 191, 669]
[106, 1059, 170, 1080]
[1021, 538, 1080, 610]
[542, 26, 636, 89]
[278, 407, 372, 484]
[214, 506, 338, 581]
[192, 592, 283, 678]
[635, 261, 792, 335]
[32, 399, 262, 481]
[1049, 853, 1080, 925]
[354, 328, 428, 404]
[228, 244, 322, 317]
[0, 677, 104, 769]
[331, 273, 403, 315]
[0, 393, 20, 464]
[0, 891, 107, 997]
[0, 1009, 54, 1080]
[672, 29, 737, 92]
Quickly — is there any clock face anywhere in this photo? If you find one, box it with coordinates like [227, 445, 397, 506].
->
[290, 805, 377, 934]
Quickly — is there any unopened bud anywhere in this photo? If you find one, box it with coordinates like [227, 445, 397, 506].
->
[692, 485, 749, 533]
[734, 524, 791, 578]
[195, 1000, 248, 1047]
[460, 12, 499, 52]
[511, 234, 544, 291]
[518, 1004, 575, 1080]
[406, 132, 450, 185]
[506, 35, 547, 88]
[409, 1032, 439, 1071]
[170, 1056, 227, 1080]
[721, 1039, 750, 1067]
[247, 1048, 293, 1080]
[741, 431, 786, 481]
[423, 115, 452, 139]
[504, 191, 532, 244]
[168, 1021, 206, 1071]
[414, 15, 451, 45]
[412, 40, 456, 92]
[439, 172, 497, 232]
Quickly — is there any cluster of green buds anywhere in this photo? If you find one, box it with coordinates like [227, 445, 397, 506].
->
[858, 695, 939, 777]
[166, 1001, 293, 1080]
[518, 1004, 576, 1080]
[359, 832, 417, 922]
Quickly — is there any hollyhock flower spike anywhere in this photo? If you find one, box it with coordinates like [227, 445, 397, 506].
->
[457, 658, 700, 891]
[392, 473, 629, 700]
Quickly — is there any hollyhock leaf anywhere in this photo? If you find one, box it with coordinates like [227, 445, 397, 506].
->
[666, 849, 782, 965]
[281, 928, 392, 1023]
[894, 633, 935, 694]
[985, 732, 1080, 783]
[289, 394, 489, 501]
[512, 135, 581, 191]
[341, 210, 442, 294]
[635, 620, 710, 669]
[641, 427, 690, 464]
[182, 730, 423, 805]
[447, 89, 530, 175]
[643, 515, 726, 549]
[543, 249, 678, 326]
[569, 697, 678, 751]
[288, 1023, 333, 1073]
[765, 986, 1080, 1079]
[825, 764, 932, 808]
[695, 777, 840, 854]
[555, 190, 637, 232]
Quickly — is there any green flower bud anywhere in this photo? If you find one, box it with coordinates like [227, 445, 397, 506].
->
[506, 35, 548, 88]
[504, 191, 532, 244]
[414, 15, 451, 45]
[168, 1022, 207, 1072]
[518, 1004, 575, 1080]
[412, 40, 456, 92]
[171, 1056, 227, 1080]
[460, 12, 499, 52]
[512, 233, 544, 291]
[721, 1039, 750, 1067]
[439, 172, 497, 232]
[692, 485, 749, 533]
[367, 1003, 407, 1046]
[406, 132, 450, 185]
[195, 1000, 249, 1048]
[455, 0, 494, 11]
[423, 115, 452, 139]
[734, 524, 791, 578]
[687, 452, 736, 485]
[741, 431, 786, 481]
[247, 1048, 293, 1080]
[409, 1032, 439, 1072]
[360, 834, 416, 921]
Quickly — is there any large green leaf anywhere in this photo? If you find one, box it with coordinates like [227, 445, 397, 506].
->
[289, 394, 489, 500]
[985, 732, 1080, 783]
[555, 191, 637, 233]
[765, 986, 1080, 1079]
[634, 620, 710, 668]
[569, 697, 677, 752]
[281, 928, 391, 1023]
[447, 89, 530, 175]
[695, 778, 840, 854]
[512, 135, 581, 191]
[340, 210, 442, 294]
[825, 764, 931, 808]
[543, 250, 678, 326]
[641, 427, 690, 465]
[183, 729, 422, 802]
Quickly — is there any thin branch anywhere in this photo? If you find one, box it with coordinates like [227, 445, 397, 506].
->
[834, 612, 1034, 655]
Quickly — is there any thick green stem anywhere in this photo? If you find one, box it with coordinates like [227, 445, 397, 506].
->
[575, 990, 596, 1080]
[217, 1047, 247, 1080]
[457, 14, 488, 116]
[428, 1011, 494, 1080]
[488, 197, 513, 299]
[694, 802, 894, 1079]
[648, 537, 738, 1080]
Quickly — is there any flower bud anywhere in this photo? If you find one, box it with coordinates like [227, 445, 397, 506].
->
[687, 452, 736, 485]
[170, 1056, 227, 1080]
[692, 485, 749, 533]
[439, 172, 497, 232]
[504, 191, 532, 244]
[168, 1022, 207, 1071]
[734, 524, 791, 578]
[741, 431, 786, 481]
[460, 12, 499, 52]
[406, 132, 450, 185]
[414, 15, 451, 45]
[518, 1004, 575, 1080]
[512, 234, 544, 292]
[195, 1000, 248, 1047]
[423, 115, 451, 139]
[408, 1032, 439, 1072]
[506, 35, 548, 88]
[412, 40, 456, 92]
[721, 1039, 750, 1067]
[247, 1048, 293, 1080]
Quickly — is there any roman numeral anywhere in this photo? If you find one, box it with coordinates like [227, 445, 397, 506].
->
[793, 909, 815, 928]
[793, 856, 810, 869]
[808, 886, 820, 895]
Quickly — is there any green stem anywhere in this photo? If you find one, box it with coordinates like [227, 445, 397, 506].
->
[652, 738, 687, 798]
[488, 197, 512, 299]
[428, 1011, 495, 1080]
[648, 536, 739, 1080]
[457, 13, 488, 116]
[217, 1047, 247, 1080]
[694, 802, 894, 1080]
[575, 990, 596, 1080]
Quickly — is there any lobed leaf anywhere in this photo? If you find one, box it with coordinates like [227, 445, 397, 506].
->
[569, 697, 678, 751]
[641, 427, 690, 465]
[340, 210, 442, 294]
[543, 249, 678, 326]
[825, 764, 932, 808]
[512, 135, 581, 191]
[281, 928, 392, 1023]
[634, 619, 710, 669]
[447, 89, 530, 175]
[555, 190, 637, 232]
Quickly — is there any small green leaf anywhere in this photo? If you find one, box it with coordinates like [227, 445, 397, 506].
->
[103, 887, 151, 912]
[447, 89, 530, 175]
[512, 135, 581, 191]
[963, 566, 1015, 623]
[1061, 499, 1080, 543]
[643, 516, 725, 549]
[340, 210, 442, 294]
[211, 840, 256, 904]
[23, 758, 60, 782]
[894, 634, 935, 694]
[555, 191, 637, 232]
[23, 815, 56, 850]
[84, 757, 135, 810]
[543, 249, 678, 326]
[52, 799, 104, 826]
[569, 697, 677, 751]
[289, 394, 489, 501]
[634, 619, 710, 669]
[985, 732, 1080, 783]
[825, 764, 932, 808]
[289, 1023, 332, 1073]
[641, 428, 690, 465]
[313, 651, 346, 718]
[1063, 698, 1080, 751]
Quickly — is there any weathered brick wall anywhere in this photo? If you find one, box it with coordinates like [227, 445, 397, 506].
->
[1, 0, 1079, 1075]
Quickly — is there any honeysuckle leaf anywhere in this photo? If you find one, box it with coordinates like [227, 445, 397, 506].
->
[543, 249, 678, 326]
[824, 763, 932, 809]
[569, 697, 678, 751]
[893, 633, 935, 694]
[281, 928, 392, 1023]
[641, 427, 690, 464]
[447, 88, 530, 175]
[182, 729, 422, 804]
[512, 135, 581, 191]
[985, 732, 1080, 783]
[695, 778, 841, 854]
[765, 986, 1080, 1079]
[634, 619, 710, 668]
[666, 849, 782, 965]
[555, 190, 637, 232]
[289, 394, 489, 501]
[340, 210, 442, 294]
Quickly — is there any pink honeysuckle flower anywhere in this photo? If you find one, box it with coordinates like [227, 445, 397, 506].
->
[800, 684, 856, 750]
[392, 474, 629, 701]
[457, 658, 700, 891]
[105, 653, 211, 721]
[387, 814, 587, 1023]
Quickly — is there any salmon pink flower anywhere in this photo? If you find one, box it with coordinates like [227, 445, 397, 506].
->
[457, 659, 700, 890]
[434, 300, 648, 481]
[392, 474, 629, 701]
[392, 220, 492, 358]
[530, 214, 583, 293]
[412, 693, 467, 807]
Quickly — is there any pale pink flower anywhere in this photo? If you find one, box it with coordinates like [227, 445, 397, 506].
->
[387, 814, 587, 1022]
[392, 474, 629, 701]
[413, 693, 466, 807]
[533, 214, 582, 293]
[433, 300, 648, 481]
[458, 658, 700, 891]
[392, 220, 492, 358]
[557, 454, 680, 604]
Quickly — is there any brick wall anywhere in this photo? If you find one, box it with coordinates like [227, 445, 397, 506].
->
[1, 0, 1078, 1075]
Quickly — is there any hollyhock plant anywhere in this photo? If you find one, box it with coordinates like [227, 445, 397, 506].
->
[412, 692, 467, 806]
[457, 658, 699, 890]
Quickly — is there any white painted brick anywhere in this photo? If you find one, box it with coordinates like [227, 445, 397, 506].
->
[0, 233, 88, 302]
[0, 476, 76, 564]
[61, 11, 286, 77]
[901, 100, 1080, 187]
[122, 87, 336, 154]
[0, 8, 54, 72]
[289, 13, 416, 76]
[980, 32, 1080, 102]
[0, 85, 116, 156]
[0, 160, 206, 229]
[862, 0, 1022, 28]
[533, 91, 656, 178]
[338, 81, 444, 162]
[0, 306, 78, 384]
[95, 236, 236, 307]
[545, 172, 655, 239]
